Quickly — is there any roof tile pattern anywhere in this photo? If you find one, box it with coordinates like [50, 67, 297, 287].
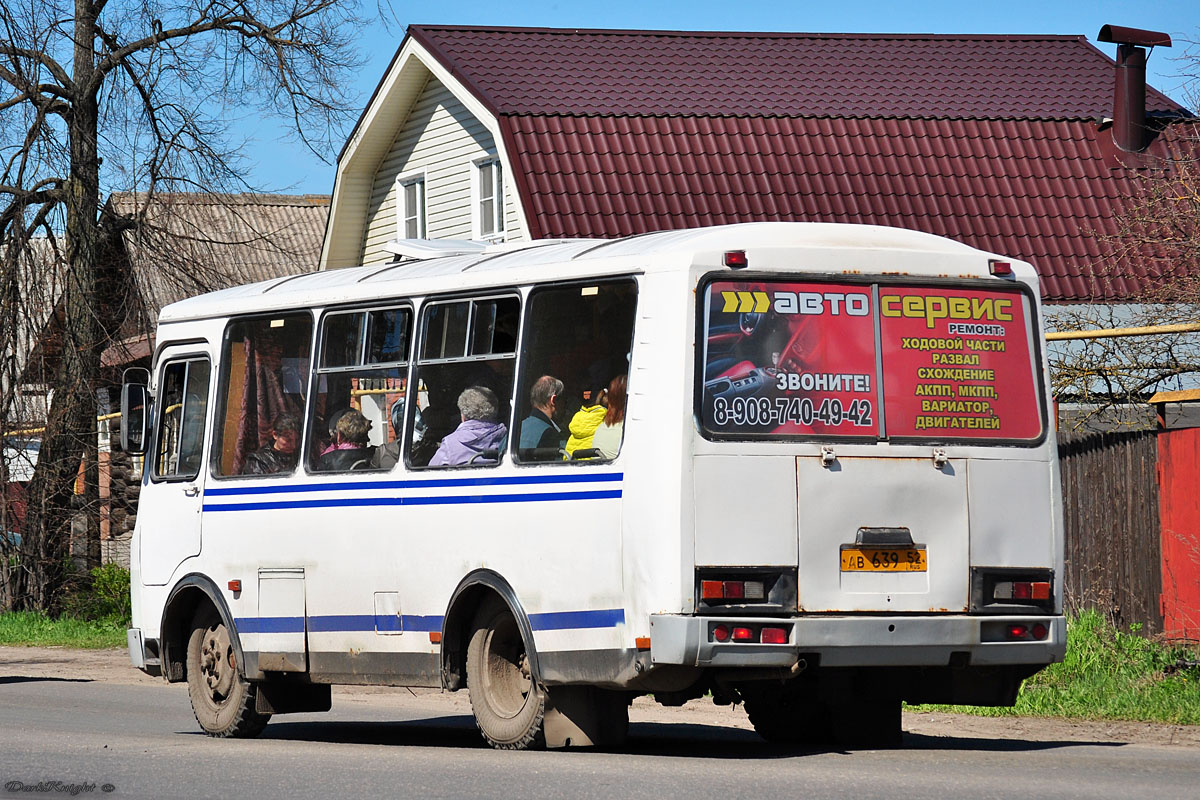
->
[508, 115, 1190, 301]
[415, 26, 1184, 119]
[402, 26, 1194, 301]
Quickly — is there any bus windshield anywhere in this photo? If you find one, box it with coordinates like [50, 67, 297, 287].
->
[699, 278, 1044, 442]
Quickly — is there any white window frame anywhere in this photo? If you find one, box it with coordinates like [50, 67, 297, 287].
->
[396, 169, 427, 240]
[471, 155, 505, 243]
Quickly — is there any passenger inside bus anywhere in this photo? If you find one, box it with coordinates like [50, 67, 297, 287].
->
[315, 410, 374, 471]
[429, 386, 507, 466]
[591, 374, 627, 460]
[240, 412, 301, 475]
[518, 375, 563, 460]
[564, 380, 608, 458]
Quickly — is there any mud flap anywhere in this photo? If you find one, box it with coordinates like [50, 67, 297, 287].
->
[543, 686, 629, 748]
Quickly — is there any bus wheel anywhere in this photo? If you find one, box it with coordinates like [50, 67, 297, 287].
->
[466, 598, 546, 750]
[186, 607, 270, 738]
[742, 684, 832, 745]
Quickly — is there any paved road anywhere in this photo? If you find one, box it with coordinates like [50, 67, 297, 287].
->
[2, 676, 1199, 800]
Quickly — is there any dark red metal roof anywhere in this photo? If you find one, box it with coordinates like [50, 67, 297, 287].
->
[506, 115, 1197, 301]
[405, 25, 1194, 301]
[412, 26, 1183, 120]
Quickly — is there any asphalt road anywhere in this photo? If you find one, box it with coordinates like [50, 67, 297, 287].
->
[2, 676, 1200, 800]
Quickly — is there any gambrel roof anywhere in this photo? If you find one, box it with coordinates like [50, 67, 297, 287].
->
[327, 25, 1194, 302]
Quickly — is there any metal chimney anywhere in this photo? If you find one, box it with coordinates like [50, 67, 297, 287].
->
[1097, 25, 1172, 153]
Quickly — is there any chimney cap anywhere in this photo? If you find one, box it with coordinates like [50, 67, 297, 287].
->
[1098, 25, 1172, 48]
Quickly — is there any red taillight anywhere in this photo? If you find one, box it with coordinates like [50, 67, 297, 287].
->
[760, 627, 787, 644]
[732, 627, 754, 642]
[1031, 623, 1048, 640]
[712, 624, 730, 642]
[723, 581, 745, 600]
[1007, 624, 1028, 640]
[724, 250, 748, 269]
[989, 259, 1013, 276]
[1013, 582, 1032, 600]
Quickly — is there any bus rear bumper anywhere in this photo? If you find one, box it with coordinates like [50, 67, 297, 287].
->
[648, 613, 1067, 669]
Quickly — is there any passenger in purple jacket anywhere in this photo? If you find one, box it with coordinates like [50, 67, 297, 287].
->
[429, 386, 508, 467]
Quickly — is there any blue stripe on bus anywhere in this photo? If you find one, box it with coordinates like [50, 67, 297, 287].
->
[528, 608, 626, 631]
[204, 472, 623, 497]
[234, 610, 623, 635]
[203, 489, 622, 512]
[234, 616, 305, 634]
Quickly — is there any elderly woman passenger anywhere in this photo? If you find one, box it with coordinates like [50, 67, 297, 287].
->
[429, 386, 508, 467]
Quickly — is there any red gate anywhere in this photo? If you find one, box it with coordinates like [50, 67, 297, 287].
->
[1158, 427, 1200, 641]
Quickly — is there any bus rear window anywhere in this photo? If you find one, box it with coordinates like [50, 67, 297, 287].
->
[699, 279, 1043, 442]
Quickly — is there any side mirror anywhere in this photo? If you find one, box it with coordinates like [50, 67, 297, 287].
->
[121, 382, 150, 456]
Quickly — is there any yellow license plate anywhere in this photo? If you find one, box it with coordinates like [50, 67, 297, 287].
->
[840, 547, 927, 572]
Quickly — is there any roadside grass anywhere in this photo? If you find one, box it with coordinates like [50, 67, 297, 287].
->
[0, 611, 126, 649]
[908, 609, 1200, 725]
[0, 564, 130, 649]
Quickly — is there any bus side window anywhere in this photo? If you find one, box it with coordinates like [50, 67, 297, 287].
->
[307, 306, 410, 473]
[515, 280, 637, 464]
[153, 358, 210, 480]
[211, 313, 313, 478]
[408, 296, 519, 469]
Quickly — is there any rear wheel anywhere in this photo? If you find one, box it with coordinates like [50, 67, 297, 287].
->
[742, 683, 832, 745]
[466, 598, 546, 750]
[186, 607, 270, 738]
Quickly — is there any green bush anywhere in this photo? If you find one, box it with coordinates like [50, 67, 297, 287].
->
[62, 564, 131, 625]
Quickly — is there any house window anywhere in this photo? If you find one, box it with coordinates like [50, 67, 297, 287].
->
[475, 157, 504, 240]
[397, 173, 426, 239]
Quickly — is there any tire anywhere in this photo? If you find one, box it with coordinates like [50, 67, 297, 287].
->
[466, 598, 546, 750]
[742, 683, 832, 745]
[828, 696, 903, 748]
[186, 607, 270, 738]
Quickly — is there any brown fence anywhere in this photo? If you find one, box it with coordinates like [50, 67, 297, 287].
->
[1057, 430, 1162, 633]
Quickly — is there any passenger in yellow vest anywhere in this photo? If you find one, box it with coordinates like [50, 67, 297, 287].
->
[564, 383, 609, 458]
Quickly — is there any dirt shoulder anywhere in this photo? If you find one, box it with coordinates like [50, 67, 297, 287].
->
[3, 645, 1198, 747]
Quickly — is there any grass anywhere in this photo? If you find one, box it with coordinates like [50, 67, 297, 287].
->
[0, 611, 127, 649]
[908, 609, 1200, 725]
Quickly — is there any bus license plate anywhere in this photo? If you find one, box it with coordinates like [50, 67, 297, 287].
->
[840, 547, 927, 572]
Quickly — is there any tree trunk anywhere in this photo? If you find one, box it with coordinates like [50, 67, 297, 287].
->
[12, 2, 104, 612]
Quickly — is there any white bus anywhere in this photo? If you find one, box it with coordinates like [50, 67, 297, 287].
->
[123, 222, 1065, 749]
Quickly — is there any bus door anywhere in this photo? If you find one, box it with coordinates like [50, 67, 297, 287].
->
[140, 345, 214, 585]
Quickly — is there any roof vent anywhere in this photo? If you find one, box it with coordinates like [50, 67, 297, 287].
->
[1097, 24, 1172, 153]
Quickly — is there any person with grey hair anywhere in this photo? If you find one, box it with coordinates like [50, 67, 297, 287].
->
[429, 386, 508, 467]
[518, 375, 563, 458]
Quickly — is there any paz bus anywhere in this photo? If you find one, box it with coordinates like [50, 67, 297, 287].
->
[123, 222, 1065, 749]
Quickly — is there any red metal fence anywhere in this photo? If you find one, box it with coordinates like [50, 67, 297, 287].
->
[1156, 428, 1200, 641]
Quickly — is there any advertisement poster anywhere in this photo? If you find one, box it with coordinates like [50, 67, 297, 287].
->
[701, 280, 879, 437]
[701, 280, 1043, 441]
[878, 286, 1042, 440]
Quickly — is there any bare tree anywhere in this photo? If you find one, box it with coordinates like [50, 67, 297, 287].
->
[0, 1, 375, 612]
[1047, 109, 1200, 430]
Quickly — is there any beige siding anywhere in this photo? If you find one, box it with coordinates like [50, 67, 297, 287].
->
[360, 79, 526, 264]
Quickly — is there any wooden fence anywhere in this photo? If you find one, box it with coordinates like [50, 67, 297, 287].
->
[1057, 430, 1163, 633]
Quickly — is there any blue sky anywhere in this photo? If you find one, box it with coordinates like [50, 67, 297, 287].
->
[243, 0, 1199, 195]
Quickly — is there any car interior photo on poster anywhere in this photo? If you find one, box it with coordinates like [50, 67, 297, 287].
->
[120, 222, 1064, 749]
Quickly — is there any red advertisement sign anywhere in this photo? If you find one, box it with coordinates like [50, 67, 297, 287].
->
[701, 280, 879, 437]
[878, 286, 1042, 440]
[701, 280, 1043, 441]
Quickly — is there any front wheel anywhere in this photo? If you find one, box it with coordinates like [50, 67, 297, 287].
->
[466, 598, 546, 750]
[186, 607, 270, 738]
